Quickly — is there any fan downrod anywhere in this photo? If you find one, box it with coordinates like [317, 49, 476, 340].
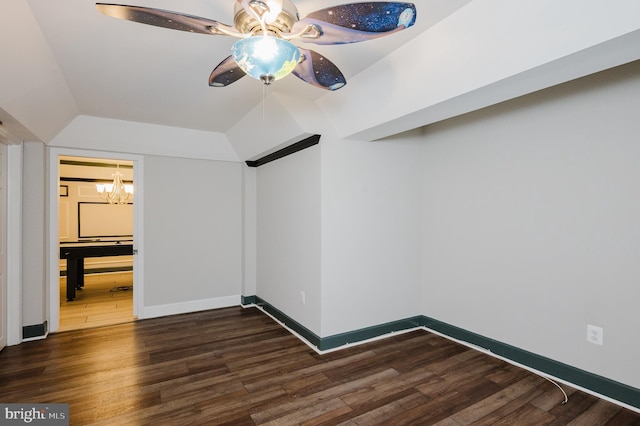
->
[234, 0, 298, 36]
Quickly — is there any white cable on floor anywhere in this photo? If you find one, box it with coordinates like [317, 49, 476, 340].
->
[420, 326, 569, 406]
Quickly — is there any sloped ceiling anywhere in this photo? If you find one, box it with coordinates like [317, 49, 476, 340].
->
[1, 0, 639, 156]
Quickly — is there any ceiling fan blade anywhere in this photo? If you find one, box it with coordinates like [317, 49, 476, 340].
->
[96, 3, 243, 37]
[292, 49, 346, 91]
[291, 2, 416, 45]
[209, 56, 246, 87]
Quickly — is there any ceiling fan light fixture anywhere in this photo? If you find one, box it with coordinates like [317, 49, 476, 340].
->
[97, 1, 417, 90]
[232, 35, 300, 84]
[261, 0, 284, 24]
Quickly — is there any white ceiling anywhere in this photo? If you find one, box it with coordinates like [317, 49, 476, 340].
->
[2, 1, 639, 149]
[25, 0, 470, 134]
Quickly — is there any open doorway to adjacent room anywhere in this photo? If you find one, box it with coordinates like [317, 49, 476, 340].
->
[58, 156, 136, 331]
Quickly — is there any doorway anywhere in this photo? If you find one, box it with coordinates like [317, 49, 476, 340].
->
[49, 150, 144, 333]
[58, 156, 135, 331]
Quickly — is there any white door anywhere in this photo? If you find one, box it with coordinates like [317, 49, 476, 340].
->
[0, 143, 8, 351]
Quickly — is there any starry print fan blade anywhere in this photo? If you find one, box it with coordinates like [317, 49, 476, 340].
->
[209, 56, 246, 87]
[96, 4, 241, 36]
[292, 49, 346, 90]
[292, 2, 416, 45]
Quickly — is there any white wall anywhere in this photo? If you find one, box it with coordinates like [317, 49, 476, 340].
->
[50, 116, 238, 162]
[143, 155, 243, 310]
[421, 60, 640, 389]
[317, 0, 640, 141]
[320, 131, 423, 337]
[253, 127, 424, 340]
[22, 142, 47, 327]
[0, 0, 77, 143]
[256, 144, 321, 334]
[243, 167, 257, 298]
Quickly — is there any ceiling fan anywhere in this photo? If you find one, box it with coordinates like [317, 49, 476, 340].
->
[96, 0, 417, 90]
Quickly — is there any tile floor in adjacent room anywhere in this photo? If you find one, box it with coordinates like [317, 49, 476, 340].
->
[59, 272, 135, 332]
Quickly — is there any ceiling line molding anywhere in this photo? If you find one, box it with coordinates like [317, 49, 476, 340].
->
[60, 159, 133, 169]
[246, 134, 320, 167]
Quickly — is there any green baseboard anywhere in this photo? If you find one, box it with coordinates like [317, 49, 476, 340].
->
[242, 295, 640, 410]
[253, 296, 321, 348]
[23, 321, 48, 340]
[240, 295, 257, 305]
[320, 316, 424, 351]
[420, 316, 640, 410]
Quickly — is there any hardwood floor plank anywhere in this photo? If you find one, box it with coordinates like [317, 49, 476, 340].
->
[388, 337, 469, 374]
[547, 391, 603, 425]
[282, 373, 332, 395]
[415, 361, 499, 398]
[472, 382, 557, 425]
[327, 388, 425, 425]
[260, 397, 351, 425]
[448, 375, 545, 424]
[340, 367, 435, 408]
[392, 390, 475, 424]
[530, 382, 576, 412]
[197, 384, 287, 418]
[250, 369, 401, 424]
[488, 403, 556, 426]
[336, 392, 434, 425]
[243, 350, 378, 396]
[566, 399, 630, 426]
[485, 363, 531, 385]
[606, 408, 640, 425]
[1, 307, 639, 425]
[432, 419, 464, 426]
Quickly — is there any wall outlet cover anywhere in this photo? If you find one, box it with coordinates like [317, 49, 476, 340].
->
[587, 324, 603, 346]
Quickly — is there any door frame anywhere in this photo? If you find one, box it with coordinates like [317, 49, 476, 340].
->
[47, 147, 144, 332]
[0, 142, 7, 350]
[3, 142, 22, 346]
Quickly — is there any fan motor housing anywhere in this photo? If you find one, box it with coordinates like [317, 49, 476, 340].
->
[234, 0, 299, 36]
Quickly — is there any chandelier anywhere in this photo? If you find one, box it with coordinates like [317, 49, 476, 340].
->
[95, 165, 133, 204]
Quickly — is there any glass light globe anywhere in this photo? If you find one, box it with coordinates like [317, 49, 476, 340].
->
[232, 36, 300, 84]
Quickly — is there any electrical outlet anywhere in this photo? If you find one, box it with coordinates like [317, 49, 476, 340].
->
[587, 324, 603, 346]
[300, 291, 306, 305]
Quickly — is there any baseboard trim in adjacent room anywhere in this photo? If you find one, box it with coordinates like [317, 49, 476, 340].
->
[242, 295, 640, 412]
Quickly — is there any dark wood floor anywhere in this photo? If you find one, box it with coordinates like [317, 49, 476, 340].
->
[1, 307, 639, 425]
